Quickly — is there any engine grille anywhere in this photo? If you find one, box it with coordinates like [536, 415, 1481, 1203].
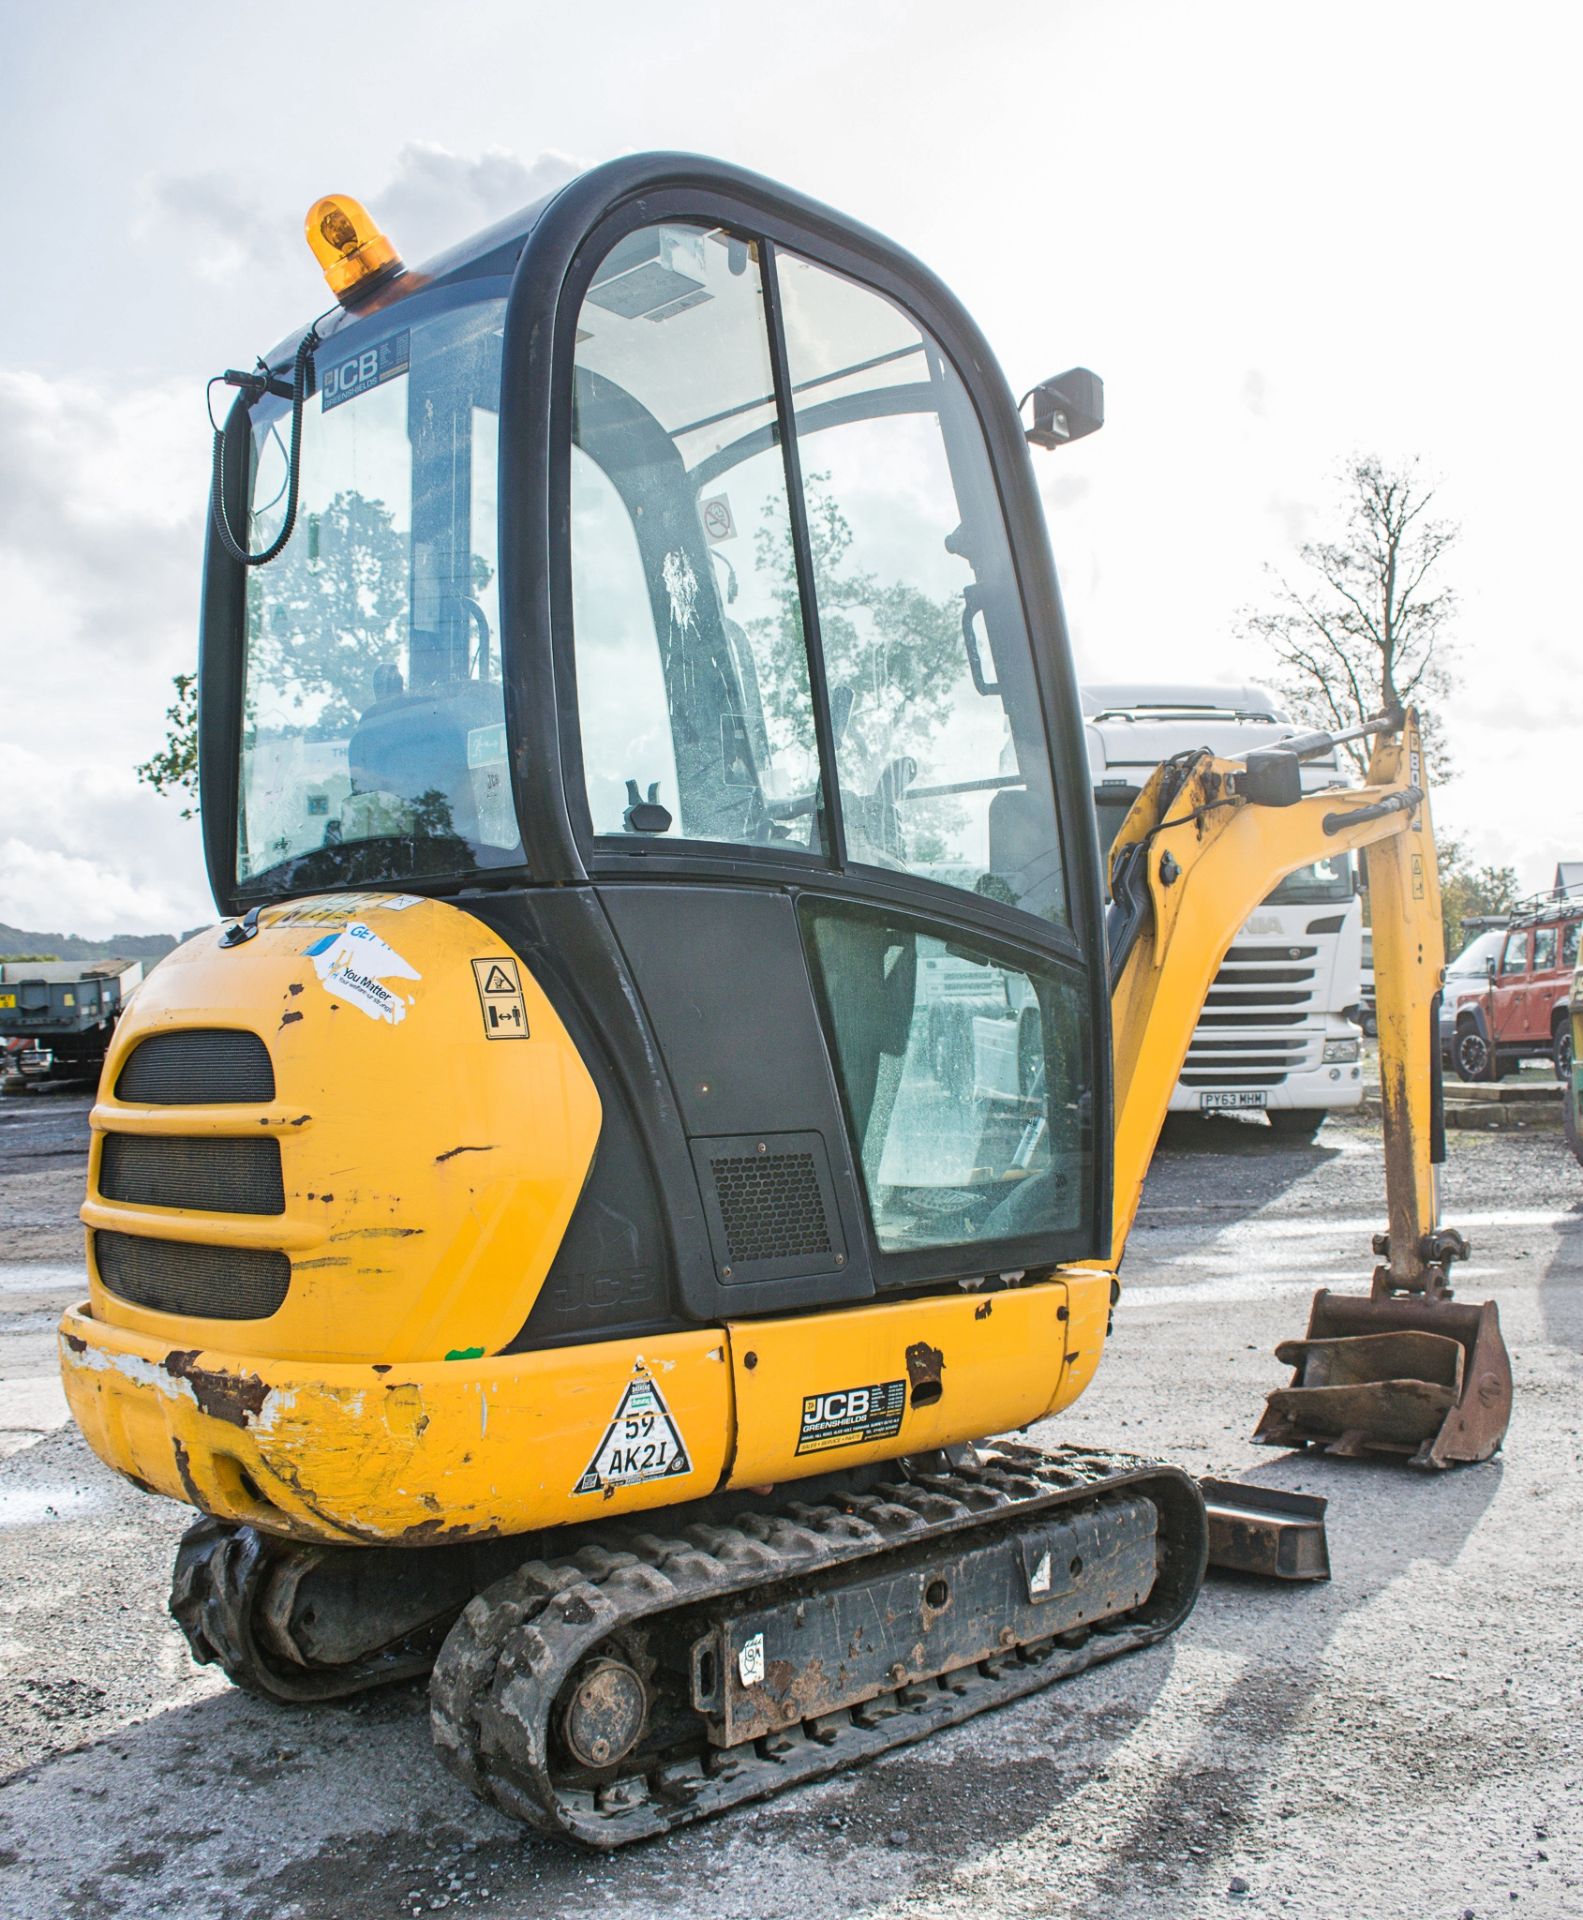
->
[710, 1151, 833, 1263]
[691, 1130, 846, 1284]
[94, 1230, 291, 1320]
[1181, 1030, 1319, 1089]
[116, 1030, 275, 1105]
[99, 1133, 285, 1216]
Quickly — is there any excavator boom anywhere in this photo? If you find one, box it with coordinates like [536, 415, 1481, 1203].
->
[1101, 707, 1511, 1465]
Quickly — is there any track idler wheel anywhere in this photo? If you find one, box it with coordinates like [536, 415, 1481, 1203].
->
[169, 1517, 473, 1703]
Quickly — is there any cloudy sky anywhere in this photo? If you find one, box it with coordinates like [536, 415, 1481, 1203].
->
[3, 0, 1577, 938]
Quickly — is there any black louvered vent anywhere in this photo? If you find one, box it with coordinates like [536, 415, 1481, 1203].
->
[99, 1134, 285, 1216]
[709, 1150, 833, 1264]
[95, 1230, 290, 1320]
[116, 1030, 275, 1105]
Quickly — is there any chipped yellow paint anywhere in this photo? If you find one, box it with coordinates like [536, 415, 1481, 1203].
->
[59, 1302, 731, 1544]
[80, 893, 601, 1364]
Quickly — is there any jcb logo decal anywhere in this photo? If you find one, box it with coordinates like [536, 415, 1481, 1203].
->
[321, 331, 410, 411]
[796, 1378, 905, 1454]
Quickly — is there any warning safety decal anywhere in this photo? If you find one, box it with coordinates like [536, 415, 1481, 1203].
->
[572, 1369, 693, 1497]
[470, 956, 530, 1040]
[795, 1380, 905, 1456]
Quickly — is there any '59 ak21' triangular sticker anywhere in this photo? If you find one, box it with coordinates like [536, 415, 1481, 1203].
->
[572, 1368, 692, 1498]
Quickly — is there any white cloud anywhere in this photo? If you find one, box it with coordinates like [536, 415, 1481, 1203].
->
[376, 143, 582, 265]
[146, 142, 583, 287]
[0, 747, 208, 940]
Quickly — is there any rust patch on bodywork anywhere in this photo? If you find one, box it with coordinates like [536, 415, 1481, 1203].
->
[278, 1010, 304, 1029]
[905, 1341, 945, 1407]
[171, 1437, 203, 1506]
[974, 1299, 994, 1320]
[163, 1350, 271, 1427]
[435, 1144, 498, 1164]
[63, 1332, 87, 1354]
[398, 1516, 502, 1546]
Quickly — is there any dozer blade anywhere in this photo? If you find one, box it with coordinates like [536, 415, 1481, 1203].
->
[1253, 1288, 1512, 1469]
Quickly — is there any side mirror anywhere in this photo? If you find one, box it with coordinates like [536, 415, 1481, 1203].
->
[1485, 957, 1497, 980]
[1025, 368, 1104, 449]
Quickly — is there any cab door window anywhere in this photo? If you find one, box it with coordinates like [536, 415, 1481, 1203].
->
[1564, 922, 1580, 970]
[803, 899, 1091, 1256]
[570, 226, 824, 849]
[776, 252, 1068, 924]
[1532, 926, 1559, 972]
[1499, 932, 1529, 975]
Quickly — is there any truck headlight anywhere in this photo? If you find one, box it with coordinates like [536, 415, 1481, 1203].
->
[1323, 1038, 1360, 1064]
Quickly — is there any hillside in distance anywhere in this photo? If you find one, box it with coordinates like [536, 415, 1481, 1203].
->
[0, 921, 210, 964]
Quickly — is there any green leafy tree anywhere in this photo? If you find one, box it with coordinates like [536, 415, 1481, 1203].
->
[1245, 455, 1458, 777]
[1439, 834, 1519, 961]
[135, 489, 437, 816]
[246, 491, 412, 739]
[749, 477, 966, 861]
[134, 672, 199, 817]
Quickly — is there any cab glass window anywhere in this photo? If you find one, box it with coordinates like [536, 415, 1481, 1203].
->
[1532, 926, 1559, 971]
[239, 298, 518, 888]
[777, 252, 1067, 923]
[569, 226, 823, 849]
[803, 900, 1090, 1254]
[1564, 922, 1580, 970]
[1499, 932, 1530, 975]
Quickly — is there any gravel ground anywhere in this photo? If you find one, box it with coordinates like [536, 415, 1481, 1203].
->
[1, 1093, 1579, 1920]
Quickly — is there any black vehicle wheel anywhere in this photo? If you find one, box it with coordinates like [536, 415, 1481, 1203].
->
[1454, 1022, 1495, 1083]
[1267, 1109, 1326, 1142]
[1552, 1018, 1573, 1083]
[1362, 1009, 1378, 1038]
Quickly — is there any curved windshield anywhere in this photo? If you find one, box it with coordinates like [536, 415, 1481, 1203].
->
[236, 295, 518, 890]
[1448, 928, 1505, 975]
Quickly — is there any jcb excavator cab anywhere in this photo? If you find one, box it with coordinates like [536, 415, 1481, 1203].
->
[197, 156, 1114, 1337]
[58, 154, 1504, 1848]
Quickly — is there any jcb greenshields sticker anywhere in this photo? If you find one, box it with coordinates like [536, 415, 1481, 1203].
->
[796, 1380, 905, 1455]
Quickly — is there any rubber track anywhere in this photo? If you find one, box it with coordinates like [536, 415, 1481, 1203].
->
[428, 1445, 1207, 1847]
[170, 1516, 445, 1703]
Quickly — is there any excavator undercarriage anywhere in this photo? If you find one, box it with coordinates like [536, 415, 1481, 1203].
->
[171, 1446, 1204, 1846]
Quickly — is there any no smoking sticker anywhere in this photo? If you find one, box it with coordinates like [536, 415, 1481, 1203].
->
[700, 493, 736, 542]
[470, 956, 530, 1040]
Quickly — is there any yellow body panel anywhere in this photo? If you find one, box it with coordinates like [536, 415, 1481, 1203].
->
[724, 1283, 1074, 1488]
[59, 1302, 733, 1542]
[83, 893, 601, 1364]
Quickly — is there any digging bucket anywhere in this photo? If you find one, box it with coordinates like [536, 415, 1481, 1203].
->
[1253, 1287, 1511, 1469]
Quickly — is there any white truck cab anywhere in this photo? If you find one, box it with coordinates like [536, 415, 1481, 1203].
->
[1082, 682, 1365, 1139]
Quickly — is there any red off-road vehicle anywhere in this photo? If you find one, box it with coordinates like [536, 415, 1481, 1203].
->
[1449, 892, 1582, 1082]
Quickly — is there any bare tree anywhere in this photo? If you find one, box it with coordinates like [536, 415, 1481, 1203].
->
[1245, 456, 1457, 776]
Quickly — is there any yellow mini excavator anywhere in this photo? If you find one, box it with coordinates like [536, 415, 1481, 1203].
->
[58, 156, 1510, 1846]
